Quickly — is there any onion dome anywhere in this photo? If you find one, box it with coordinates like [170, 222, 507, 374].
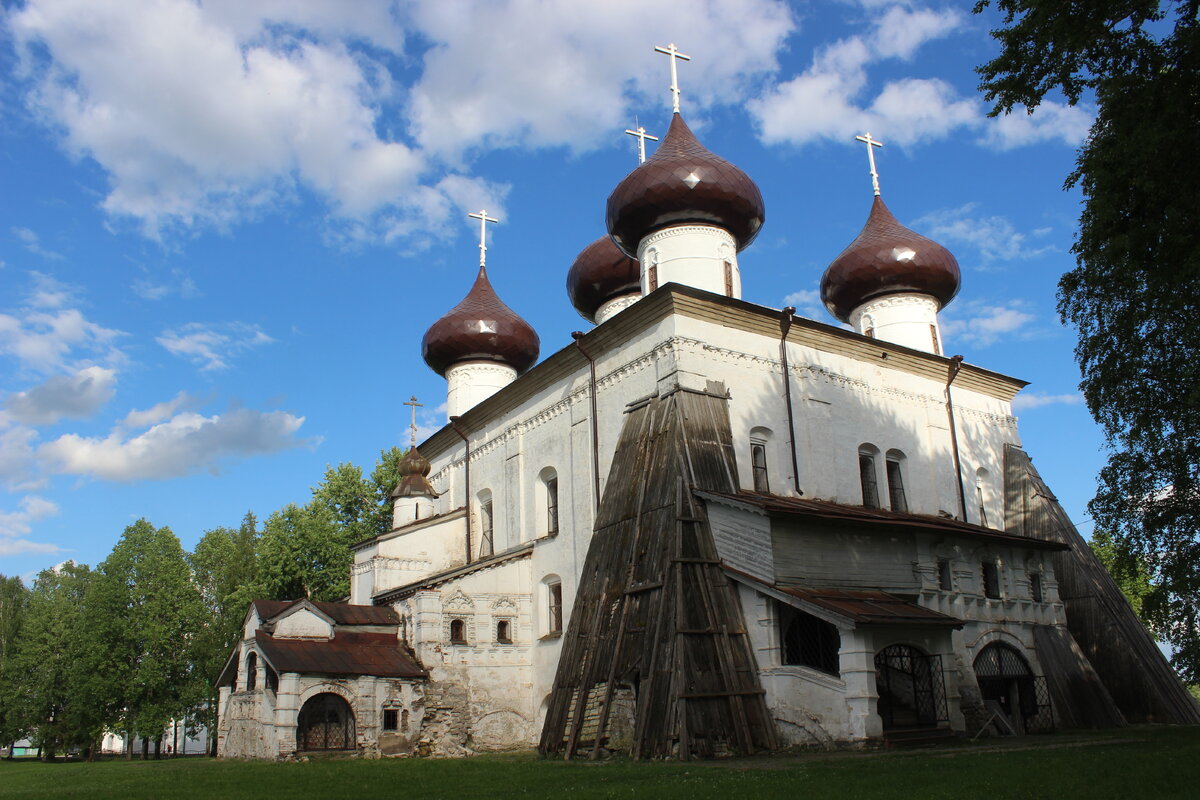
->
[566, 236, 641, 323]
[391, 447, 438, 499]
[606, 113, 765, 257]
[422, 266, 540, 376]
[820, 196, 961, 322]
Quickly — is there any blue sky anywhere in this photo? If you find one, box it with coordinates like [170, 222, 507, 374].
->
[0, 0, 1102, 580]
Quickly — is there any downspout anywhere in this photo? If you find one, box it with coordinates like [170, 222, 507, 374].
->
[571, 332, 601, 513]
[945, 355, 968, 521]
[779, 307, 803, 495]
[449, 415, 473, 563]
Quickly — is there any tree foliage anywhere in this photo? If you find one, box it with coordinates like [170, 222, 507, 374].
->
[0, 575, 30, 750]
[976, 1, 1200, 682]
[258, 503, 352, 602]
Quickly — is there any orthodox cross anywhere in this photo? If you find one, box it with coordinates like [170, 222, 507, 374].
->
[855, 132, 884, 196]
[624, 120, 659, 164]
[468, 209, 499, 268]
[403, 395, 423, 448]
[654, 42, 691, 114]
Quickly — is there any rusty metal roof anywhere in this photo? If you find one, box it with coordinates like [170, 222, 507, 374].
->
[699, 489, 1068, 550]
[257, 631, 426, 679]
[778, 586, 962, 627]
[252, 599, 399, 626]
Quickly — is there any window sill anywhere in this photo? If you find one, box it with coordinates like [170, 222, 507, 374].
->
[539, 631, 562, 642]
[449, 640, 468, 646]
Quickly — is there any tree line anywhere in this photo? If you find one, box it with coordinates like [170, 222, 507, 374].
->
[0, 448, 403, 760]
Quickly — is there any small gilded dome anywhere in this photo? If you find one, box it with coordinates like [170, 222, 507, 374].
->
[566, 236, 641, 323]
[391, 447, 437, 499]
[606, 113, 765, 257]
[422, 266, 540, 376]
[820, 196, 961, 322]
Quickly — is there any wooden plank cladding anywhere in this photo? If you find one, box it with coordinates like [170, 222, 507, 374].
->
[538, 387, 776, 760]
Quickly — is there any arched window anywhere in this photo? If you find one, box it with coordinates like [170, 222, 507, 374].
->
[858, 445, 881, 508]
[496, 619, 512, 644]
[749, 427, 772, 493]
[885, 449, 908, 512]
[975, 468, 990, 527]
[862, 314, 876, 339]
[265, 663, 279, 694]
[537, 467, 559, 538]
[449, 618, 467, 644]
[477, 489, 494, 558]
[245, 652, 257, 691]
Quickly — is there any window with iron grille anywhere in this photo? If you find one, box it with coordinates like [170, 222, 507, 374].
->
[548, 582, 563, 634]
[751, 442, 769, 492]
[779, 603, 840, 676]
[449, 618, 467, 644]
[982, 561, 1001, 599]
[938, 558, 953, 591]
[886, 457, 907, 512]
[859, 449, 880, 508]
[382, 709, 399, 731]
[1030, 572, 1043, 602]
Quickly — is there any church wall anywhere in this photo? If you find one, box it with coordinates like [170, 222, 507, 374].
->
[772, 522, 920, 591]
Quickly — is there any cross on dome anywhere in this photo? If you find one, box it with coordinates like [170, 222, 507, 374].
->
[403, 395, 423, 448]
[855, 132, 884, 197]
[654, 42, 691, 114]
[624, 121, 659, 164]
[468, 209, 499, 268]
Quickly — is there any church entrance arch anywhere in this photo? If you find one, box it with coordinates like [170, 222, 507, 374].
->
[297, 693, 356, 752]
[973, 643, 1052, 734]
[874, 644, 948, 730]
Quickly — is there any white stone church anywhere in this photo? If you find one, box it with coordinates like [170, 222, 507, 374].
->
[216, 60, 1198, 759]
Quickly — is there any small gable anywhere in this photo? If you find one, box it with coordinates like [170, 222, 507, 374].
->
[273, 607, 334, 640]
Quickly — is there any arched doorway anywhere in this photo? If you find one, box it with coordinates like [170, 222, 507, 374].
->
[874, 644, 948, 730]
[297, 693, 356, 751]
[973, 643, 1052, 734]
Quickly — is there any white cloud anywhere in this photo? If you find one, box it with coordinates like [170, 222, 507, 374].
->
[39, 407, 307, 482]
[157, 322, 274, 371]
[119, 391, 195, 430]
[0, 495, 62, 557]
[9, 0, 794, 241]
[0, 305, 125, 375]
[12, 227, 64, 261]
[5, 365, 116, 425]
[784, 289, 827, 320]
[25, 271, 75, 309]
[985, 102, 1093, 150]
[0, 425, 42, 491]
[132, 268, 199, 301]
[941, 301, 1037, 348]
[1012, 391, 1083, 411]
[751, 4, 970, 148]
[913, 204, 1055, 264]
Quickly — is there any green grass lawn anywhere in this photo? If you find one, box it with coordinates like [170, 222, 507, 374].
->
[2, 727, 1197, 800]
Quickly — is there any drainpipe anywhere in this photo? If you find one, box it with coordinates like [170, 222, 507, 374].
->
[449, 415, 472, 563]
[945, 355, 968, 521]
[779, 307, 803, 495]
[571, 332, 601, 513]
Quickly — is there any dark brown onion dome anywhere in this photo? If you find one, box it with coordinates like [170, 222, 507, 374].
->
[820, 195, 961, 322]
[391, 447, 438, 499]
[566, 236, 641, 322]
[606, 113, 765, 257]
[422, 266, 540, 376]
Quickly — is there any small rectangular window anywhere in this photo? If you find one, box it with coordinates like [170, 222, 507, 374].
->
[382, 709, 399, 731]
[546, 477, 559, 536]
[982, 561, 1001, 599]
[886, 459, 907, 512]
[859, 454, 879, 508]
[723, 260, 734, 297]
[496, 619, 512, 644]
[751, 442, 769, 493]
[548, 582, 563, 634]
[1030, 573, 1043, 602]
[976, 484, 989, 528]
[479, 500, 494, 557]
[938, 559, 952, 591]
[449, 618, 466, 644]
[779, 603, 840, 676]
[930, 324, 941, 355]
[648, 264, 658, 292]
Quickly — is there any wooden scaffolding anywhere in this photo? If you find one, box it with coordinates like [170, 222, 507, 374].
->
[538, 386, 777, 759]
